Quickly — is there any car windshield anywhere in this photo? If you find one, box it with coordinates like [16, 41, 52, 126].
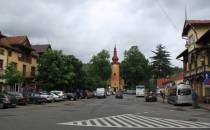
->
[178, 89, 191, 95]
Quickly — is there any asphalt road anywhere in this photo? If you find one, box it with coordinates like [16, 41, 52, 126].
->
[0, 94, 210, 130]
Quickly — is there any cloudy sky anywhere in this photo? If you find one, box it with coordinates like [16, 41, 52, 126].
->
[0, 0, 210, 67]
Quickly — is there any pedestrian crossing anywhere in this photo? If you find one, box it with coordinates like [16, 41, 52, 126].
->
[58, 113, 210, 128]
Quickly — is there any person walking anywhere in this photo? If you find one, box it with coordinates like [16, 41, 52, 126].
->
[160, 90, 165, 103]
[192, 90, 198, 108]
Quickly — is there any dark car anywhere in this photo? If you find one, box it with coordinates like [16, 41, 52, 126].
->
[6, 92, 27, 105]
[28, 93, 46, 104]
[115, 91, 123, 99]
[66, 92, 77, 101]
[145, 91, 157, 102]
[0, 93, 17, 108]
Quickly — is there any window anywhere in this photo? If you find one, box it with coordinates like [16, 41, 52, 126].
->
[179, 89, 191, 95]
[0, 59, 3, 69]
[22, 65, 26, 77]
[188, 35, 195, 44]
[31, 67, 36, 76]
[0, 49, 4, 55]
[8, 51, 12, 56]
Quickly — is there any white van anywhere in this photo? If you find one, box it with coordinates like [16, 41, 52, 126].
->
[96, 88, 106, 98]
[136, 85, 145, 97]
[167, 84, 192, 105]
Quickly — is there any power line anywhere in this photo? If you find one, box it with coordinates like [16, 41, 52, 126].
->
[156, 0, 179, 32]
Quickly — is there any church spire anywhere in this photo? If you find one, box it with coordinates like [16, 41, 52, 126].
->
[112, 44, 119, 64]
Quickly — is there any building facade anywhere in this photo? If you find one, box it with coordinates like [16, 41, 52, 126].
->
[177, 20, 210, 103]
[0, 33, 38, 93]
[110, 46, 124, 92]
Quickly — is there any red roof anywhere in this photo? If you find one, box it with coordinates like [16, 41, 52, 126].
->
[32, 44, 51, 54]
[182, 20, 210, 36]
[157, 73, 184, 88]
[112, 45, 119, 64]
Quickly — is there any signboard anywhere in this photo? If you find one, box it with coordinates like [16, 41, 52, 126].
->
[203, 72, 210, 85]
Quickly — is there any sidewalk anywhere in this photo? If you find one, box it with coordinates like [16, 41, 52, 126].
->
[199, 103, 210, 111]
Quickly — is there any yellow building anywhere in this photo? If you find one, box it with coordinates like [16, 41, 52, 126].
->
[110, 46, 124, 92]
[177, 20, 210, 103]
[0, 33, 38, 93]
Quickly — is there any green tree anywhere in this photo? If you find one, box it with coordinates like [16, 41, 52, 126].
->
[87, 50, 111, 89]
[150, 44, 172, 79]
[121, 46, 150, 89]
[65, 55, 85, 90]
[2, 64, 22, 87]
[37, 50, 75, 91]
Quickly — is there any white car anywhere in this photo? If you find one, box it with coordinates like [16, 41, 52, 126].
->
[50, 93, 62, 101]
[50, 91, 65, 100]
[96, 88, 106, 98]
[39, 92, 54, 102]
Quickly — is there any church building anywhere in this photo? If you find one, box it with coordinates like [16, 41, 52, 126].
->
[110, 45, 124, 92]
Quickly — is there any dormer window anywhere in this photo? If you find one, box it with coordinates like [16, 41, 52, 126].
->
[188, 35, 195, 44]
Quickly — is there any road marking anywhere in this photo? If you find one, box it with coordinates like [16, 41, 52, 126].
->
[58, 113, 210, 128]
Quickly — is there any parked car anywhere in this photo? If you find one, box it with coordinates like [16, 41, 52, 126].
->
[96, 88, 106, 98]
[39, 92, 54, 103]
[115, 91, 123, 99]
[50, 91, 65, 100]
[29, 93, 46, 104]
[66, 92, 77, 101]
[6, 92, 27, 105]
[106, 91, 111, 96]
[145, 91, 157, 102]
[0, 93, 17, 108]
[50, 92, 62, 102]
[86, 91, 94, 99]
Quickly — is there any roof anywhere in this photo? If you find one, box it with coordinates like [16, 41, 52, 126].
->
[176, 49, 188, 59]
[182, 20, 210, 36]
[32, 44, 51, 54]
[157, 73, 184, 87]
[196, 29, 210, 43]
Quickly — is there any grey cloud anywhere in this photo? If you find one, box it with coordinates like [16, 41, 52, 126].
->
[0, 0, 209, 66]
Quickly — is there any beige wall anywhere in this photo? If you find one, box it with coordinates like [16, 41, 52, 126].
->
[111, 64, 120, 90]
[7, 50, 37, 78]
[0, 47, 8, 70]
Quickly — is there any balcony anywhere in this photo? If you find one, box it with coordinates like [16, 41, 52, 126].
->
[18, 55, 32, 64]
[184, 65, 210, 78]
[22, 72, 37, 78]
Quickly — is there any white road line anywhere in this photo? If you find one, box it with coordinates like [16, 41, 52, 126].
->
[138, 115, 209, 128]
[111, 116, 133, 127]
[128, 114, 165, 127]
[124, 114, 155, 127]
[86, 120, 92, 126]
[91, 119, 103, 126]
[117, 115, 139, 127]
[132, 114, 180, 128]
[58, 113, 210, 128]
[120, 114, 147, 127]
[104, 117, 122, 127]
[98, 118, 113, 127]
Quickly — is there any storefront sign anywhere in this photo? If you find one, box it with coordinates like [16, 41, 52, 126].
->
[203, 72, 210, 85]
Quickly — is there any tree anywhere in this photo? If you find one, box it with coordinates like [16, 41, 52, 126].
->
[87, 50, 111, 89]
[121, 46, 150, 89]
[150, 44, 172, 79]
[65, 55, 85, 90]
[2, 63, 22, 88]
[37, 50, 75, 91]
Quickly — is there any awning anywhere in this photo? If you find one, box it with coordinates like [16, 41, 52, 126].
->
[176, 49, 188, 59]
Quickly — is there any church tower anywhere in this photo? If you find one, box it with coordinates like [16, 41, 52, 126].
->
[110, 45, 121, 92]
